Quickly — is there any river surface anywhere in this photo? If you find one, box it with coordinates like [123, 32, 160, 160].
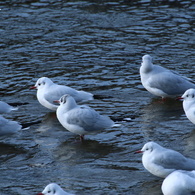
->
[0, 0, 195, 194]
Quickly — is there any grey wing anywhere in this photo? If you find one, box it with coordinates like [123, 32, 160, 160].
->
[0, 101, 8, 113]
[149, 71, 195, 95]
[157, 150, 188, 169]
[177, 170, 195, 178]
[44, 85, 78, 104]
[0, 102, 17, 113]
[66, 106, 101, 132]
[0, 116, 8, 124]
[0, 116, 21, 135]
[171, 69, 195, 83]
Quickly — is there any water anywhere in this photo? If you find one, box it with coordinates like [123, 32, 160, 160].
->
[0, 0, 195, 194]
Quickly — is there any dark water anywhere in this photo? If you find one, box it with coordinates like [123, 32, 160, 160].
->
[0, 0, 195, 194]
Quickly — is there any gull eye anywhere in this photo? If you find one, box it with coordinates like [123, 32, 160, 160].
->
[146, 147, 152, 152]
[60, 96, 65, 103]
[186, 95, 189, 97]
[38, 83, 41, 86]
[48, 190, 51, 193]
[192, 94, 194, 98]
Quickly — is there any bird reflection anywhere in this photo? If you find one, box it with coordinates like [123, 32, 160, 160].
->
[140, 98, 184, 141]
[36, 112, 61, 133]
[52, 139, 122, 165]
[184, 129, 195, 159]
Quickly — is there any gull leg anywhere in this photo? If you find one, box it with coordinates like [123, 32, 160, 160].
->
[80, 135, 84, 142]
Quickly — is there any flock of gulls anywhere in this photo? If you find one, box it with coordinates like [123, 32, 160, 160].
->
[1, 54, 195, 194]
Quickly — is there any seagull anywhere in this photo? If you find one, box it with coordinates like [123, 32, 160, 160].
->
[30, 77, 94, 111]
[0, 101, 18, 114]
[36, 183, 74, 195]
[135, 141, 195, 178]
[181, 88, 195, 125]
[55, 94, 115, 140]
[161, 170, 195, 195]
[0, 116, 22, 136]
[140, 54, 195, 99]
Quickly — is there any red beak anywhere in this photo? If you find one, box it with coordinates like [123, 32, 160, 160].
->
[30, 86, 37, 89]
[53, 100, 60, 103]
[134, 150, 143, 154]
[176, 96, 183, 101]
[36, 193, 44, 195]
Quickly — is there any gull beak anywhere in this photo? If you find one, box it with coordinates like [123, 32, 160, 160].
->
[134, 150, 143, 154]
[176, 96, 183, 101]
[53, 100, 60, 104]
[30, 86, 37, 89]
[36, 193, 44, 195]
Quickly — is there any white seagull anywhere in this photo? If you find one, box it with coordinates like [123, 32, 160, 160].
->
[135, 141, 195, 178]
[30, 77, 93, 111]
[181, 88, 195, 125]
[161, 170, 195, 195]
[0, 116, 22, 136]
[56, 94, 115, 140]
[0, 101, 18, 114]
[140, 54, 195, 99]
[36, 183, 74, 195]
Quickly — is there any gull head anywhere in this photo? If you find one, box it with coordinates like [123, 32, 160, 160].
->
[135, 141, 160, 154]
[142, 54, 152, 64]
[141, 55, 153, 72]
[35, 77, 54, 90]
[58, 94, 71, 105]
[39, 183, 64, 195]
[182, 88, 195, 101]
[141, 141, 161, 154]
[56, 95, 77, 111]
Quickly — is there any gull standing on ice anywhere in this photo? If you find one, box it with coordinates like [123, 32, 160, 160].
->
[36, 183, 74, 195]
[0, 101, 18, 114]
[135, 141, 195, 178]
[55, 94, 115, 140]
[161, 170, 195, 195]
[181, 88, 195, 125]
[30, 77, 93, 111]
[140, 54, 195, 99]
[0, 116, 22, 136]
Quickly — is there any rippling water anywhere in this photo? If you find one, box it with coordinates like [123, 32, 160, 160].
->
[0, 0, 195, 194]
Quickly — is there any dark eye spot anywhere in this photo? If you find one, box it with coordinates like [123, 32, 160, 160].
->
[60, 97, 65, 103]
[186, 95, 189, 97]
[192, 95, 194, 98]
[38, 83, 41, 86]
